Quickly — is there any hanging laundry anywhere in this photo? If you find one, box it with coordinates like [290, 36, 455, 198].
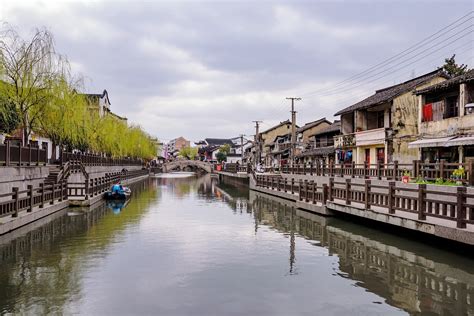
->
[423, 103, 433, 121]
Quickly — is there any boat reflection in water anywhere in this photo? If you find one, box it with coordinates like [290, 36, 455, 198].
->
[106, 199, 130, 214]
[212, 180, 474, 316]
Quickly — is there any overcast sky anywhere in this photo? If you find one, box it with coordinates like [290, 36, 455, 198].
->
[1, 0, 473, 143]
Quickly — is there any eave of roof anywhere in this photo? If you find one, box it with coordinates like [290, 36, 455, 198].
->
[260, 120, 294, 135]
[334, 69, 449, 116]
[296, 118, 330, 133]
[415, 69, 474, 95]
[309, 121, 341, 137]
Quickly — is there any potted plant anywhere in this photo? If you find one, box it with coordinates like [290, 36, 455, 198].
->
[452, 167, 465, 185]
[401, 170, 410, 183]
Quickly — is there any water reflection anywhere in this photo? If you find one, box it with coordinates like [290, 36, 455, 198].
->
[0, 180, 157, 314]
[1, 175, 474, 315]
[246, 189, 474, 316]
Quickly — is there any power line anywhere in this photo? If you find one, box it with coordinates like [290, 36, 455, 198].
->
[303, 25, 473, 98]
[299, 11, 473, 97]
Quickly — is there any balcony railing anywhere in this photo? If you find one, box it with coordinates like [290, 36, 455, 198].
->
[334, 128, 387, 148]
[334, 134, 356, 148]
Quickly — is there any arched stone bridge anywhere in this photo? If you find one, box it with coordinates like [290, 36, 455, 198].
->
[162, 160, 212, 173]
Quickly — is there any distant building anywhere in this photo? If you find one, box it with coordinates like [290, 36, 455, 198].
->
[259, 120, 296, 166]
[297, 121, 341, 165]
[84, 89, 128, 123]
[197, 138, 235, 161]
[165, 136, 191, 158]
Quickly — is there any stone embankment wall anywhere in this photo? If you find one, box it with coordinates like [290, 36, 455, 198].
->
[0, 167, 50, 201]
[68, 165, 144, 183]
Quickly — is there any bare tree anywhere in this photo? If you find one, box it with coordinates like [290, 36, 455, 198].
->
[0, 25, 64, 145]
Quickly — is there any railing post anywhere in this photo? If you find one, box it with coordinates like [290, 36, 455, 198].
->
[40, 183, 45, 208]
[339, 162, 344, 177]
[351, 161, 355, 178]
[85, 177, 89, 200]
[418, 184, 426, 220]
[364, 180, 371, 210]
[377, 161, 382, 180]
[36, 146, 40, 166]
[284, 178, 287, 192]
[18, 144, 22, 166]
[388, 181, 395, 214]
[59, 181, 64, 202]
[310, 162, 313, 176]
[322, 183, 328, 205]
[304, 180, 309, 202]
[311, 180, 316, 204]
[291, 178, 295, 194]
[457, 186, 467, 228]
[28, 144, 32, 166]
[298, 179, 303, 201]
[412, 160, 419, 179]
[439, 160, 445, 180]
[345, 178, 351, 205]
[277, 178, 281, 191]
[363, 161, 368, 179]
[328, 178, 334, 201]
[12, 187, 19, 217]
[469, 160, 474, 186]
[393, 160, 399, 180]
[5, 141, 10, 166]
[27, 185, 34, 212]
[50, 184, 55, 204]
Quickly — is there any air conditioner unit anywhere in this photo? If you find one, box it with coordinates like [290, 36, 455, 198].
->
[466, 103, 474, 114]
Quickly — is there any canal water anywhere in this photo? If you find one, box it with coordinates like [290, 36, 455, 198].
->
[1, 175, 474, 315]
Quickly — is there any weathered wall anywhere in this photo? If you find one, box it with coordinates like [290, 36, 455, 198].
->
[301, 121, 331, 144]
[341, 114, 354, 134]
[391, 76, 446, 164]
[68, 165, 144, 184]
[261, 123, 292, 162]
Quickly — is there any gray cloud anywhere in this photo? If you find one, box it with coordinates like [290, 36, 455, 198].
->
[2, 0, 473, 142]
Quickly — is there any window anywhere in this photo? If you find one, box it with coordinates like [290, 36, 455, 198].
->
[377, 148, 385, 164]
[445, 95, 458, 118]
[377, 111, 385, 128]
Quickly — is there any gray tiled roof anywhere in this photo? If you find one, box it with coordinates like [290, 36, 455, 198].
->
[296, 118, 330, 133]
[310, 121, 341, 137]
[415, 69, 474, 95]
[334, 70, 448, 116]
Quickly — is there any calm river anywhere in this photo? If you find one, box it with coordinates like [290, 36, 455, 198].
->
[1, 175, 474, 315]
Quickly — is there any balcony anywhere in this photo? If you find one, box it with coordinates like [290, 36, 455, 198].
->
[355, 128, 387, 146]
[334, 128, 387, 148]
[334, 134, 356, 149]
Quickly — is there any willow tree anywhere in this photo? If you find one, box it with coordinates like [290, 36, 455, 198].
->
[0, 26, 64, 145]
[37, 73, 89, 158]
[179, 146, 198, 160]
[0, 93, 19, 134]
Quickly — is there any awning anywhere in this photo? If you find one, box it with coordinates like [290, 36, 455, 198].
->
[408, 137, 455, 148]
[445, 136, 474, 147]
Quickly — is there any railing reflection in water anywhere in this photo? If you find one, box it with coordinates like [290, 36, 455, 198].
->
[247, 191, 474, 316]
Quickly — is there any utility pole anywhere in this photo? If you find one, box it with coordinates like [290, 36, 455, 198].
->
[239, 134, 245, 164]
[286, 97, 301, 166]
[252, 121, 262, 168]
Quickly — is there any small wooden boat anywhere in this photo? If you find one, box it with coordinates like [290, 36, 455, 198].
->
[104, 187, 131, 200]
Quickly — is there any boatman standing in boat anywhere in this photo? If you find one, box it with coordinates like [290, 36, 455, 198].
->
[112, 182, 124, 195]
